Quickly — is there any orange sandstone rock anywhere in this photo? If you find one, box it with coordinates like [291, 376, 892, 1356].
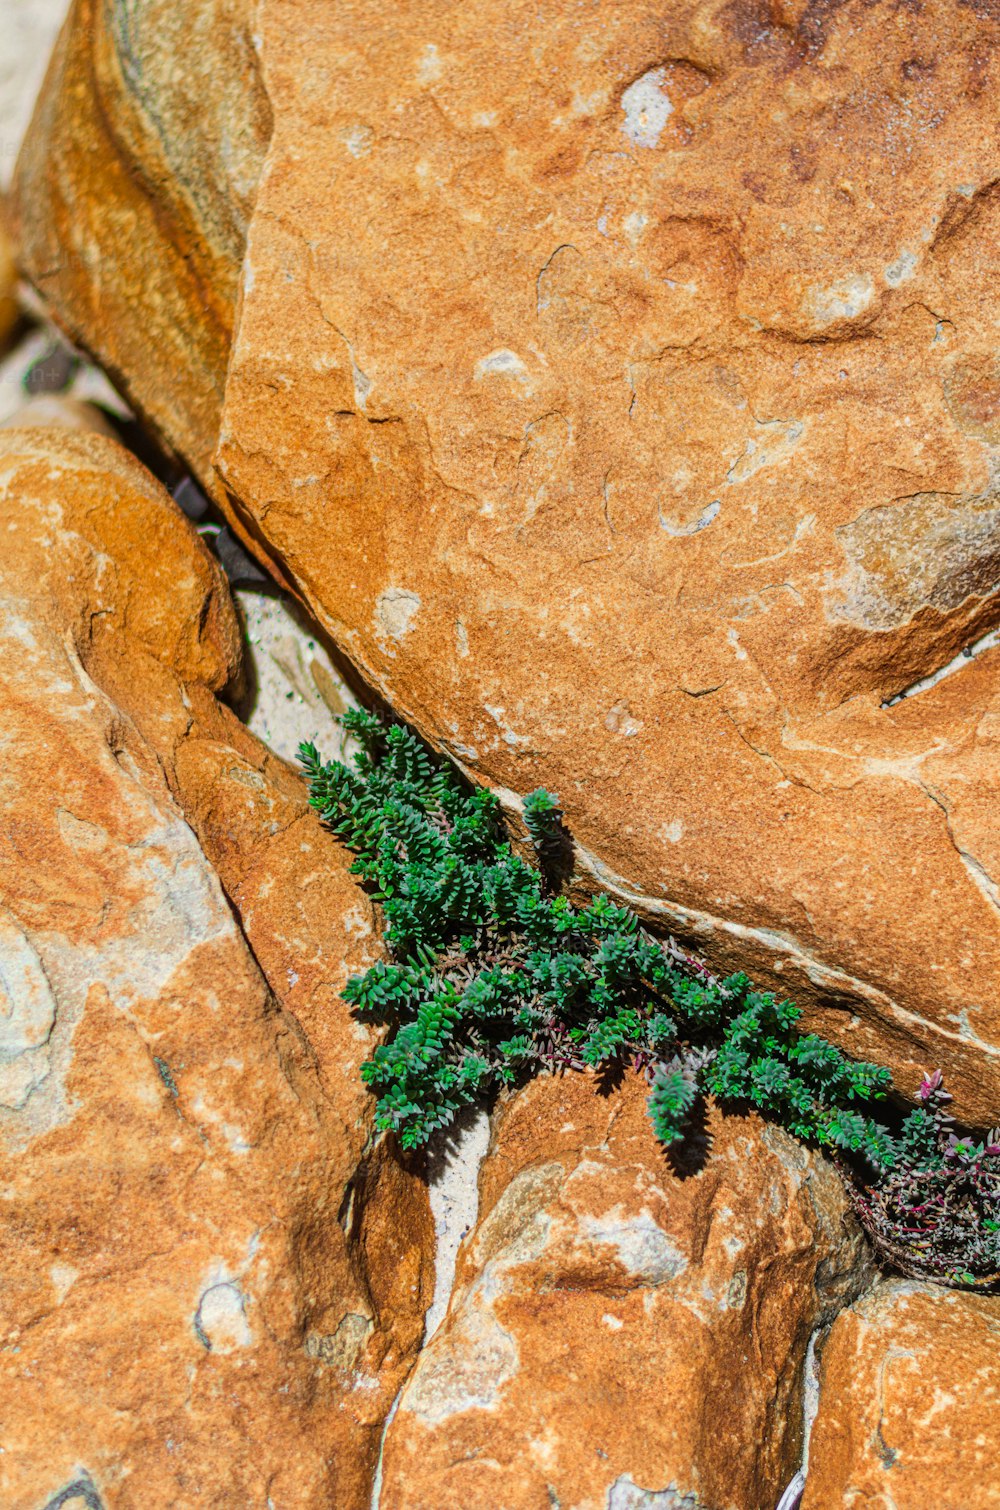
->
[13, 0, 1000, 1121]
[13, 0, 269, 492]
[379, 1072, 868, 1510]
[0, 430, 432, 1510]
[803, 1280, 1000, 1510]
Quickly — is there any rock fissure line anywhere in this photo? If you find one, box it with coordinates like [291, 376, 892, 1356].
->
[883, 622, 1000, 706]
[569, 838, 1000, 1070]
[370, 1108, 491, 1509]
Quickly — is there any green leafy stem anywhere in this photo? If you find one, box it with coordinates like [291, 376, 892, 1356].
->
[300, 709, 941, 1177]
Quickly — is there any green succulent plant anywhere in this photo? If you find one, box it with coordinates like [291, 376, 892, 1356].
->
[300, 709, 905, 1165]
[300, 710, 1000, 1288]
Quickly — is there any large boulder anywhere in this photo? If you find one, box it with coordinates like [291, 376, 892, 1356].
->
[0, 429, 432, 1509]
[12, 0, 269, 493]
[379, 1072, 868, 1510]
[13, 0, 1000, 1120]
[803, 1279, 1000, 1510]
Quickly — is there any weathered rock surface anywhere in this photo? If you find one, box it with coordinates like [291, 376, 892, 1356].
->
[14, 0, 1000, 1121]
[13, 0, 269, 493]
[379, 1072, 868, 1510]
[0, 429, 432, 1509]
[803, 1279, 1000, 1510]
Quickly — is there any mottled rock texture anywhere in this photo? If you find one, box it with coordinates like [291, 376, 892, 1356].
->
[14, 0, 1000, 1121]
[379, 1072, 867, 1510]
[0, 430, 432, 1509]
[803, 1279, 1000, 1510]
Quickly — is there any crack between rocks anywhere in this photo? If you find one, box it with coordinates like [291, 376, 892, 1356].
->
[569, 836, 1000, 1065]
[882, 622, 1000, 707]
[368, 1107, 491, 1509]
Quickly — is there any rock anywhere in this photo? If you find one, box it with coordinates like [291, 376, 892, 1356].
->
[0, 429, 433, 1509]
[12, 0, 269, 493]
[0, 393, 115, 433]
[802, 1280, 1000, 1510]
[379, 1072, 868, 1510]
[14, 0, 1000, 1120]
